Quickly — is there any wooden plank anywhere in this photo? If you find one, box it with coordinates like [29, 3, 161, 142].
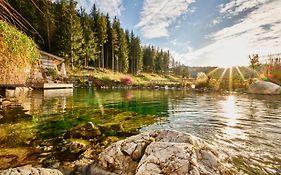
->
[43, 83, 73, 89]
[0, 84, 26, 89]
[43, 89, 73, 97]
[40, 50, 64, 62]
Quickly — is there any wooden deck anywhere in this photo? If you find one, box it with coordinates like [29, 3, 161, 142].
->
[33, 83, 73, 89]
[0, 84, 26, 89]
[0, 83, 73, 89]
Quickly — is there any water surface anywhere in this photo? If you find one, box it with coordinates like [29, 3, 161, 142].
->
[1, 89, 281, 174]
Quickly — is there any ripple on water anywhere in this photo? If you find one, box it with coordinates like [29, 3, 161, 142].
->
[1, 89, 281, 174]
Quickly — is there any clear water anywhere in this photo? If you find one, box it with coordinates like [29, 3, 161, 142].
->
[1, 88, 281, 174]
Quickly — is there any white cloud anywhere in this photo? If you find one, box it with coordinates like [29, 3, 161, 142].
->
[136, 0, 195, 39]
[184, 0, 281, 67]
[211, 0, 272, 26]
[219, 0, 271, 17]
[76, 0, 124, 16]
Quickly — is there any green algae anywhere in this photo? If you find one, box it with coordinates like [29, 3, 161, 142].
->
[37, 107, 159, 139]
[0, 99, 162, 170]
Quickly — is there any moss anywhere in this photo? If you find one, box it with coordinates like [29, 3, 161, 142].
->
[0, 20, 39, 84]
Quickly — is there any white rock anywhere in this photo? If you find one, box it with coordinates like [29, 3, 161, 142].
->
[0, 166, 63, 175]
[93, 130, 230, 175]
[249, 80, 281, 95]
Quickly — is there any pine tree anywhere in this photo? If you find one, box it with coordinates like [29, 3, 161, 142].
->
[69, 0, 84, 68]
[112, 17, 119, 72]
[7, 0, 56, 52]
[96, 14, 107, 68]
[37, 0, 56, 52]
[52, 0, 71, 58]
[52, 0, 84, 69]
[79, 8, 97, 67]
[117, 22, 129, 73]
[129, 31, 142, 74]
[129, 31, 135, 74]
[155, 49, 163, 72]
[104, 13, 112, 69]
[7, 0, 176, 73]
[151, 46, 156, 72]
[163, 50, 170, 73]
[135, 36, 143, 73]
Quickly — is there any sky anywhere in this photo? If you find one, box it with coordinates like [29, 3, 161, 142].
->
[75, 0, 281, 67]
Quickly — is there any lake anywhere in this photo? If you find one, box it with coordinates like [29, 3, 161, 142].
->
[0, 88, 281, 174]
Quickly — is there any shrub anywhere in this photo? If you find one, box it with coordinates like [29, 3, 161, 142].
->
[195, 72, 209, 88]
[265, 64, 281, 85]
[120, 76, 133, 86]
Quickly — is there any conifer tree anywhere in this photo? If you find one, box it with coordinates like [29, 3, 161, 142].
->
[79, 8, 97, 67]
[117, 23, 129, 73]
[112, 18, 119, 72]
[96, 14, 107, 68]
[7, 0, 178, 74]
[104, 13, 112, 69]
[52, 0, 84, 69]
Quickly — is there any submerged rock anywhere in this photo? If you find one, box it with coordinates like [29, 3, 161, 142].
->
[249, 80, 281, 95]
[0, 166, 63, 175]
[86, 130, 231, 175]
[0, 148, 40, 170]
[63, 122, 101, 140]
[0, 130, 231, 175]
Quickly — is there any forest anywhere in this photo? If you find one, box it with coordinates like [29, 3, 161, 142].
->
[8, 0, 184, 75]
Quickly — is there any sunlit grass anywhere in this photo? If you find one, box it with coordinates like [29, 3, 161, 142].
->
[70, 68, 181, 86]
[216, 68, 228, 90]
[229, 67, 233, 92]
[207, 67, 219, 76]
[235, 66, 246, 81]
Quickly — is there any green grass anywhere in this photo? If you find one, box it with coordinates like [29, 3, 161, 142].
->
[70, 68, 183, 86]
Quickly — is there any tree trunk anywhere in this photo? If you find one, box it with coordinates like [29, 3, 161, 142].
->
[101, 44, 104, 68]
[84, 54, 88, 67]
[112, 46, 115, 72]
[116, 56, 118, 72]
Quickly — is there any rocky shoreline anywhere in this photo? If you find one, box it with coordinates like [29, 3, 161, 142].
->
[0, 130, 232, 175]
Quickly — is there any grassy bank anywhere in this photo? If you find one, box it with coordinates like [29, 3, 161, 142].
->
[69, 68, 187, 88]
[0, 20, 39, 84]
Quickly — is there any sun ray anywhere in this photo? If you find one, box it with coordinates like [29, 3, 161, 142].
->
[229, 67, 233, 92]
[216, 68, 228, 90]
[207, 67, 219, 76]
[235, 66, 246, 81]
[95, 91, 105, 115]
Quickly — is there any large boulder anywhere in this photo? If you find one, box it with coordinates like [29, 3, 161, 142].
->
[248, 80, 281, 95]
[85, 130, 230, 175]
[0, 166, 63, 175]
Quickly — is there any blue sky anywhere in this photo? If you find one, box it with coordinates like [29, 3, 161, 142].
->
[77, 0, 281, 67]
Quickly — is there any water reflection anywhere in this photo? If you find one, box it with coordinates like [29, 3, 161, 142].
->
[0, 89, 281, 174]
[220, 95, 246, 139]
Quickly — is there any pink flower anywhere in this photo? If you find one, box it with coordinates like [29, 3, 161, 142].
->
[120, 76, 133, 85]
